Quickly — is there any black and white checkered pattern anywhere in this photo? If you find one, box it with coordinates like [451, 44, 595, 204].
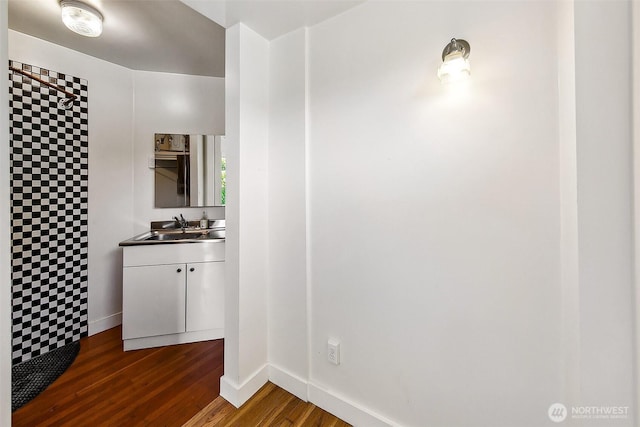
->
[9, 61, 89, 365]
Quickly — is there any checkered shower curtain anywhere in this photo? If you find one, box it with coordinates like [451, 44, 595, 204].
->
[8, 60, 89, 365]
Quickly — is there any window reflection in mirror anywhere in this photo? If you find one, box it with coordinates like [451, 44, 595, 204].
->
[154, 133, 226, 208]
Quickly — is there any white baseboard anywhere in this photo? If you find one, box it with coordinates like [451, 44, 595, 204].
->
[220, 364, 269, 408]
[307, 382, 395, 427]
[265, 364, 396, 427]
[88, 312, 122, 336]
[217, 360, 398, 426]
[123, 328, 223, 351]
[268, 364, 308, 402]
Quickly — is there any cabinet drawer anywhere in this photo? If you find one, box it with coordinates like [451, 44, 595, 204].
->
[123, 241, 225, 266]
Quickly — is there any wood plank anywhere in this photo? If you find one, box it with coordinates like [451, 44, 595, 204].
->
[12, 326, 222, 427]
[267, 397, 309, 427]
[183, 397, 236, 427]
[12, 325, 350, 427]
[184, 382, 351, 427]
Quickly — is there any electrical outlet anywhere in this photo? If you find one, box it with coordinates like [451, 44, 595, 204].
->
[328, 339, 340, 365]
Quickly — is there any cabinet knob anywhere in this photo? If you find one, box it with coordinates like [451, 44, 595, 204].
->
[177, 268, 182, 273]
[190, 267, 195, 272]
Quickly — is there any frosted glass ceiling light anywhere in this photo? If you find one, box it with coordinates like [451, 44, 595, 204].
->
[438, 38, 471, 84]
[60, 0, 103, 37]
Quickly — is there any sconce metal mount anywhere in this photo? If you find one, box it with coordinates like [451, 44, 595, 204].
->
[441, 38, 470, 61]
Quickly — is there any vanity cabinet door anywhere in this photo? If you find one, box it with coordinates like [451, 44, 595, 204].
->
[185, 261, 225, 332]
[123, 263, 187, 339]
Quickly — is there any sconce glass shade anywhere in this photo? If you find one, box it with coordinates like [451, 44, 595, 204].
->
[61, 0, 103, 37]
[438, 38, 470, 83]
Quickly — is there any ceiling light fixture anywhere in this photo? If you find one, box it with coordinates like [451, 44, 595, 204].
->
[437, 38, 471, 83]
[60, 0, 103, 38]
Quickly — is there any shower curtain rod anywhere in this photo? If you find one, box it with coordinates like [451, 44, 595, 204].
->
[9, 66, 78, 105]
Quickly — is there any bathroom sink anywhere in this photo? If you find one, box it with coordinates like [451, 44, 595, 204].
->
[143, 231, 207, 241]
[204, 230, 225, 239]
[119, 227, 225, 246]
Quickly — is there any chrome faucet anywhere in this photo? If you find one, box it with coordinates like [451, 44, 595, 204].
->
[173, 214, 188, 231]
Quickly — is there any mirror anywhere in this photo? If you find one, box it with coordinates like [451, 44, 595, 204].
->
[154, 133, 226, 208]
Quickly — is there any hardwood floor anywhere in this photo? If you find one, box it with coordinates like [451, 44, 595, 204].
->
[12, 326, 224, 426]
[184, 382, 351, 427]
[12, 326, 349, 426]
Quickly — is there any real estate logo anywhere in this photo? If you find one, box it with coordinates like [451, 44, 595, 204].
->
[547, 403, 629, 423]
[548, 403, 568, 423]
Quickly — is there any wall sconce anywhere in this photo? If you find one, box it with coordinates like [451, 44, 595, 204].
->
[60, 0, 103, 37]
[437, 38, 471, 83]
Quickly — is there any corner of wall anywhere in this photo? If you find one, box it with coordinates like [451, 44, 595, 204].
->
[266, 363, 397, 426]
[266, 24, 310, 397]
[632, 0, 640, 423]
[268, 364, 308, 402]
[88, 312, 123, 336]
[556, 0, 581, 408]
[264, 22, 400, 427]
[222, 20, 242, 392]
[219, 364, 269, 408]
[0, 2, 11, 424]
[574, 0, 635, 419]
[223, 20, 269, 402]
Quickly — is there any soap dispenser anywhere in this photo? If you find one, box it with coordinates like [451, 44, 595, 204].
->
[200, 211, 208, 229]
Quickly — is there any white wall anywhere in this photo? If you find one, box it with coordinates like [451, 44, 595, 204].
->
[132, 70, 225, 234]
[0, 2, 12, 425]
[267, 27, 308, 398]
[223, 24, 241, 399]
[556, 0, 581, 410]
[257, 1, 638, 425]
[574, 0, 635, 414]
[220, 23, 270, 407]
[633, 2, 640, 424]
[8, 30, 135, 335]
[305, 2, 563, 426]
